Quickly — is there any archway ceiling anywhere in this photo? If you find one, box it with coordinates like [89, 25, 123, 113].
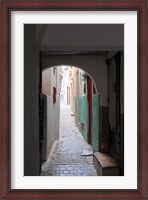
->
[38, 24, 124, 53]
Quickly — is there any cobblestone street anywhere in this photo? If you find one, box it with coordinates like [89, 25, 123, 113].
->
[41, 99, 97, 176]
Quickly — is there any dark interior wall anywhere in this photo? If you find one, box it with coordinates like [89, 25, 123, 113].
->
[120, 52, 124, 175]
[24, 25, 40, 176]
[41, 94, 47, 161]
[100, 106, 109, 144]
[40, 24, 124, 52]
[100, 52, 124, 157]
[105, 52, 124, 166]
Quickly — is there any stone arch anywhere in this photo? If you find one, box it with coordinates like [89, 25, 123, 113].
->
[42, 64, 98, 94]
[41, 54, 108, 107]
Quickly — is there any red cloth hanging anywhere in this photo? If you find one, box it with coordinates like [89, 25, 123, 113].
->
[53, 87, 56, 104]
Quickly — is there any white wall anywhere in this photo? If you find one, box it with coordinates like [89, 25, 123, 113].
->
[78, 69, 88, 96]
[42, 68, 51, 95]
[46, 95, 60, 157]
[42, 67, 60, 159]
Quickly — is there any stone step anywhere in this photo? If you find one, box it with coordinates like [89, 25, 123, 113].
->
[93, 152, 120, 176]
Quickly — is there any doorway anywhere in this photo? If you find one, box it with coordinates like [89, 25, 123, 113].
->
[40, 65, 100, 176]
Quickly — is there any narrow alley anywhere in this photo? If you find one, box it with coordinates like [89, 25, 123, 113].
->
[41, 99, 97, 176]
[24, 25, 124, 177]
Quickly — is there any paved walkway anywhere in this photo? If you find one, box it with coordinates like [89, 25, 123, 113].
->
[41, 100, 97, 176]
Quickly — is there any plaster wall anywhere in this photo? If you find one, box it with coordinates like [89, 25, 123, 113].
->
[42, 69, 51, 95]
[46, 95, 60, 158]
[79, 69, 87, 96]
[41, 94, 47, 161]
[79, 95, 89, 142]
[70, 79, 75, 114]
[75, 94, 100, 151]
[41, 94, 60, 160]
[42, 67, 61, 159]
[92, 94, 100, 151]
[56, 67, 62, 95]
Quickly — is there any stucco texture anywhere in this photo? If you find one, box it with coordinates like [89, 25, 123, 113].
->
[75, 94, 100, 151]
[80, 95, 89, 142]
[92, 94, 100, 151]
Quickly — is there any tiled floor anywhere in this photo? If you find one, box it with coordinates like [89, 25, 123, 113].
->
[41, 99, 97, 176]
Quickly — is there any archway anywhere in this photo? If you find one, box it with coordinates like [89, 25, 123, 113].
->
[41, 65, 100, 176]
